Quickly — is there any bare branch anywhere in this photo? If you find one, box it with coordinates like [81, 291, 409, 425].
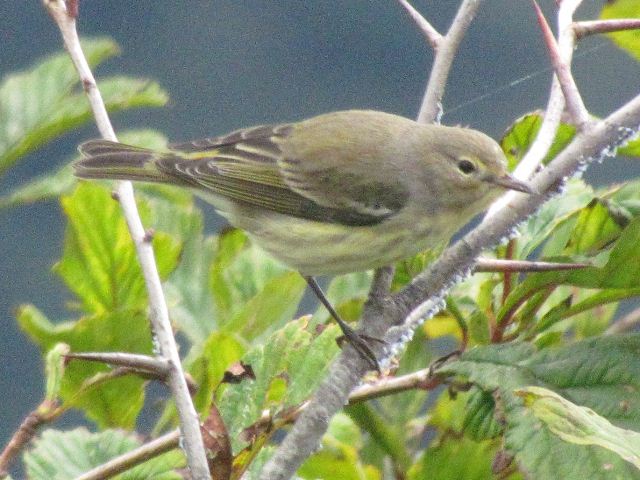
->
[474, 258, 590, 273]
[74, 431, 180, 480]
[574, 18, 640, 39]
[66, 352, 170, 376]
[417, 0, 484, 123]
[0, 403, 58, 476]
[41, 1, 210, 477]
[396, 0, 442, 49]
[531, 0, 590, 128]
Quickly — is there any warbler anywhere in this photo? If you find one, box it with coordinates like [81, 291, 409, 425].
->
[75, 110, 533, 368]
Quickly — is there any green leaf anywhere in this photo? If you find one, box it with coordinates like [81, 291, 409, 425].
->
[463, 389, 503, 440]
[438, 336, 640, 478]
[23, 428, 183, 480]
[499, 216, 640, 332]
[563, 199, 624, 256]
[219, 317, 340, 453]
[189, 331, 245, 413]
[18, 305, 152, 429]
[224, 271, 306, 339]
[600, 1, 640, 62]
[0, 38, 167, 176]
[56, 182, 180, 314]
[299, 413, 382, 480]
[408, 436, 504, 480]
[517, 386, 640, 469]
[211, 229, 305, 338]
[347, 403, 411, 473]
[619, 136, 640, 158]
[518, 178, 595, 259]
[501, 112, 576, 170]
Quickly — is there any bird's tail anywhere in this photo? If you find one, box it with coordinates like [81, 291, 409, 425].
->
[75, 140, 174, 183]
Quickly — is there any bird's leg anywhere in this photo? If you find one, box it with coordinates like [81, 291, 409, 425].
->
[304, 276, 383, 372]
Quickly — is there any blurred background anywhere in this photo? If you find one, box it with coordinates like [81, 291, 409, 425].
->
[1, 0, 638, 449]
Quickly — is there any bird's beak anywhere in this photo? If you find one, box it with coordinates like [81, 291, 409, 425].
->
[487, 174, 536, 194]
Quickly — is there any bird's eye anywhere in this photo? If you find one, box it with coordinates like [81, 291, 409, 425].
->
[457, 159, 476, 175]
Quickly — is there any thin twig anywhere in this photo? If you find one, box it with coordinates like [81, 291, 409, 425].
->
[474, 258, 589, 273]
[531, 0, 590, 128]
[417, 0, 484, 123]
[0, 402, 58, 476]
[396, 0, 443, 49]
[41, 1, 210, 478]
[574, 19, 640, 39]
[74, 431, 181, 480]
[66, 352, 171, 376]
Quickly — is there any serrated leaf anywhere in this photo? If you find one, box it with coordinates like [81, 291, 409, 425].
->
[437, 336, 640, 479]
[219, 317, 340, 454]
[600, 1, 640, 62]
[18, 305, 152, 428]
[0, 38, 167, 176]
[56, 182, 180, 314]
[517, 386, 640, 469]
[504, 392, 639, 479]
[463, 389, 502, 440]
[23, 428, 183, 480]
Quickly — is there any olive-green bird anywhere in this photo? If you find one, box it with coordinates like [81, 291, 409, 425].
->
[75, 110, 533, 369]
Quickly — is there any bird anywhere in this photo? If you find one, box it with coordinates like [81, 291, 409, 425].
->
[75, 109, 533, 370]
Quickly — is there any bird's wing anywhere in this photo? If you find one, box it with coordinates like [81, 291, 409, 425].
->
[162, 124, 395, 226]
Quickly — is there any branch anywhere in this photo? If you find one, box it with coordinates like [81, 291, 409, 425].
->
[417, 0, 484, 123]
[0, 402, 58, 477]
[41, 1, 210, 478]
[396, 0, 442, 49]
[574, 18, 640, 39]
[65, 352, 170, 376]
[532, 0, 590, 128]
[74, 431, 180, 480]
[474, 258, 589, 273]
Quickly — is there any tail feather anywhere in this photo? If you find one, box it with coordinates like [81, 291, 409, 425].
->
[75, 140, 173, 183]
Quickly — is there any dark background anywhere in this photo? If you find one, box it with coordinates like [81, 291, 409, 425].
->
[1, 0, 638, 452]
